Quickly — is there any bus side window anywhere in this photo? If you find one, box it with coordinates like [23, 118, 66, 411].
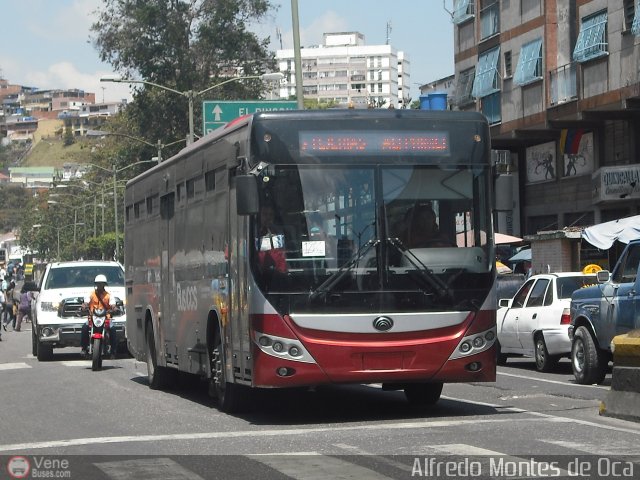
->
[160, 193, 175, 220]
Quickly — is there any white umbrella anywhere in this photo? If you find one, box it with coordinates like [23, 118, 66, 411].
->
[495, 233, 524, 244]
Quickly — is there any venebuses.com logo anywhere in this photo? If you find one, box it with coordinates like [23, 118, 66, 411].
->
[6, 456, 30, 479]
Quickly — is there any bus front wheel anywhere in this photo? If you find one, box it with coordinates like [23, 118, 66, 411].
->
[404, 382, 443, 406]
[146, 327, 170, 390]
[209, 327, 241, 413]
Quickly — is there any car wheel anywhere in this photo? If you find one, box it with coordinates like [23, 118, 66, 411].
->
[146, 326, 171, 390]
[534, 335, 559, 372]
[571, 326, 607, 385]
[404, 382, 443, 406]
[36, 341, 53, 361]
[31, 328, 38, 357]
[496, 340, 508, 366]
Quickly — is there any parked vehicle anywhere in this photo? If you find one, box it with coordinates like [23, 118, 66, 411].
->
[497, 272, 596, 372]
[570, 240, 640, 384]
[32, 261, 126, 361]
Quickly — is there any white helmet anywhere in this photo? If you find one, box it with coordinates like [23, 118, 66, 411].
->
[94, 274, 108, 285]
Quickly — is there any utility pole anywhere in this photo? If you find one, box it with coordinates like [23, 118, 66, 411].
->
[291, 0, 304, 110]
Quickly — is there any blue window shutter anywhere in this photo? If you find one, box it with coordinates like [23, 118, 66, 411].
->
[573, 11, 608, 62]
[453, 0, 474, 24]
[632, 1, 640, 36]
[514, 38, 543, 86]
[472, 47, 501, 98]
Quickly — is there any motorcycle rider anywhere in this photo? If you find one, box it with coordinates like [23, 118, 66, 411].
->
[80, 274, 118, 359]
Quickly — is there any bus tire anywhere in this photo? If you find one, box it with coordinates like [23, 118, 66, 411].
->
[404, 382, 443, 406]
[146, 326, 170, 390]
[209, 326, 241, 413]
[571, 326, 607, 385]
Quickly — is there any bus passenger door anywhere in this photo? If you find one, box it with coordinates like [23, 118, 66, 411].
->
[159, 192, 176, 365]
[228, 179, 248, 384]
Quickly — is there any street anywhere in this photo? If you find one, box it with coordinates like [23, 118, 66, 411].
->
[1, 322, 639, 479]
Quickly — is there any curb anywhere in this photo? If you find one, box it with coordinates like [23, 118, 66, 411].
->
[600, 330, 640, 423]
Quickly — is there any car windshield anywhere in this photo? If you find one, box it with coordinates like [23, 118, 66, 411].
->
[556, 275, 596, 299]
[44, 265, 124, 290]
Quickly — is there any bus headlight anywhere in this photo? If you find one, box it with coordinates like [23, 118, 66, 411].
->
[253, 331, 316, 364]
[450, 326, 497, 360]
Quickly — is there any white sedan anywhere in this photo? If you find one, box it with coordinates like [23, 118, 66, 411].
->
[496, 272, 596, 372]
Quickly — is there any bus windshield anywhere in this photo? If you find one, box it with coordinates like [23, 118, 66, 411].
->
[250, 162, 493, 313]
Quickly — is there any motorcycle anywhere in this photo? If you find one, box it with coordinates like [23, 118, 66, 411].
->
[59, 296, 123, 371]
[89, 305, 110, 371]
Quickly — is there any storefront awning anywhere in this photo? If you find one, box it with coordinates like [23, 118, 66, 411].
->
[581, 215, 640, 250]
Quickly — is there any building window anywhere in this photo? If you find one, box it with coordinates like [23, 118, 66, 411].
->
[472, 47, 501, 98]
[624, 0, 636, 31]
[481, 92, 501, 125]
[454, 67, 476, 106]
[453, 0, 475, 24]
[480, 0, 500, 40]
[504, 51, 512, 78]
[205, 170, 216, 192]
[514, 38, 543, 86]
[573, 10, 608, 63]
[631, 0, 640, 35]
[186, 178, 196, 199]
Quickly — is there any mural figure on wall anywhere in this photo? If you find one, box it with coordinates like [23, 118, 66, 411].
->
[526, 141, 556, 183]
[561, 130, 593, 177]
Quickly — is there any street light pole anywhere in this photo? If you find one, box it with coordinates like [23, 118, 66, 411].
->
[101, 72, 284, 145]
[86, 160, 158, 261]
[86, 130, 185, 162]
[113, 164, 118, 261]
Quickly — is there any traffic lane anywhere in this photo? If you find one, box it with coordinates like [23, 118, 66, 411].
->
[4, 329, 638, 457]
[498, 357, 611, 401]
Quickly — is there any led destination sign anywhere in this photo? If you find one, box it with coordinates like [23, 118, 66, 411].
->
[299, 131, 450, 155]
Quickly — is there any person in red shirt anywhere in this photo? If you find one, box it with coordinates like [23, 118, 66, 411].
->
[80, 274, 118, 359]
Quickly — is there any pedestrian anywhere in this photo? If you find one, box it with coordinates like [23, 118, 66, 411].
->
[14, 285, 35, 332]
[2, 280, 16, 330]
[0, 287, 4, 340]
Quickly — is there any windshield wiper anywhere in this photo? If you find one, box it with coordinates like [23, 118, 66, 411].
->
[309, 239, 379, 301]
[387, 237, 452, 300]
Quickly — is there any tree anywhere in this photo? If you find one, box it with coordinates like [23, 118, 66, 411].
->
[91, 0, 277, 145]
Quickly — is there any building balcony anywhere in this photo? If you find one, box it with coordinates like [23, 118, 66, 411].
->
[549, 62, 578, 107]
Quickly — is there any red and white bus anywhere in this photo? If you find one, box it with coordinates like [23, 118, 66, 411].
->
[124, 109, 498, 412]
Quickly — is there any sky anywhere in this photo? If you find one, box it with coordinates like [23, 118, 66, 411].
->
[0, 0, 455, 104]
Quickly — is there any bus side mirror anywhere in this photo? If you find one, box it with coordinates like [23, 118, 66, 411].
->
[236, 175, 259, 215]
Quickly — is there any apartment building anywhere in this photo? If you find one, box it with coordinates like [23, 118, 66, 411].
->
[276, 32, 411, 108]
[453, 0, 640, 236]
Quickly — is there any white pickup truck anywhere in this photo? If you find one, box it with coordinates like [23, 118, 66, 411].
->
[32, 260, 126, 361]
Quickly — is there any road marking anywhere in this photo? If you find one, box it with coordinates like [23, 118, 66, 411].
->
[430, 444, 505, 456]
[541, 439, 640, 456]
[95, 458, 203, 480]
[498, 371, 609, 389]
[0, 418, 552, 453]
[0, 362, 31, 371]
[429, 444, 570, 477]
[442, 394, 640, 434]
[59, 361, 92, 367]
[334, 443, 413, 472]
[249, 454, 394, 480]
